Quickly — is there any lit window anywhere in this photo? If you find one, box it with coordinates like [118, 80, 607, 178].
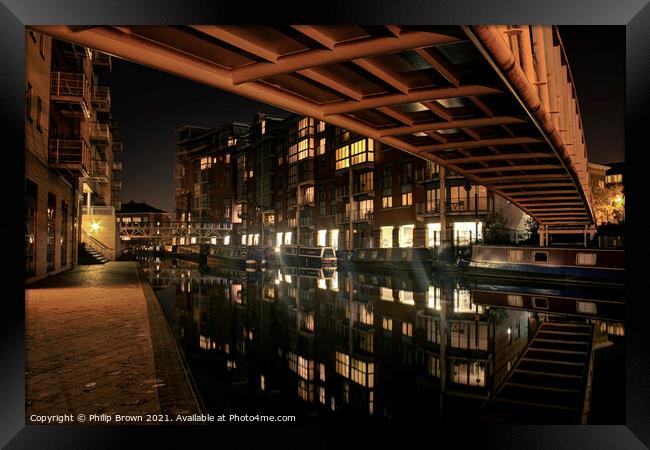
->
[241, 234, 247, 245]
[398, 225, 414, 248]
[318, 138, 326, 155]
[224, 235, 230, 245]
[284, 232, 292, 245]
[401, 192, 412, 206]
[426, 223, 440, 247]
[402, 322, 413, 337]
[276, 232, 283, 248]
[317, 229, 327, 247]
[380, 226, 393, 248]
[382, 196, 392, 208]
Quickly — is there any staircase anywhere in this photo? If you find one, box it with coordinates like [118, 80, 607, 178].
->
[78, 243, 109, 264]
[478, 318, 595, 424]
[79, 229, 111, 265]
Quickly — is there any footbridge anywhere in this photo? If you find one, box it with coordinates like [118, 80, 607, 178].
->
[120, 221, 231, 242]
[33, 25, 594, 231]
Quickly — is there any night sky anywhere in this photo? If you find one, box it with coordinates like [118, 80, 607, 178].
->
[110, 26, 625, 216]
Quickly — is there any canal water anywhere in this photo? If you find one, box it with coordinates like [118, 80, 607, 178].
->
[140, 256, 624, 424]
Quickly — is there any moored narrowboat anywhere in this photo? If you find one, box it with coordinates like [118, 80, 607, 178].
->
[277, 245, 337, 268]
[460, 245, 624, 285]
[339, 246, 433, 272]
[206, 245, 264, 269]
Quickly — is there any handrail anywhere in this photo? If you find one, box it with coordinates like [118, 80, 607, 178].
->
[81, 228, 110, 257]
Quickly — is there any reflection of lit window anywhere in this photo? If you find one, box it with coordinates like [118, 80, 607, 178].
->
[402, 322, 413, 337]
[426, 354, 440, 377]
[426, 223, 441, 247]
[317, 229, 327, 247]
[398, 290, 414, 305]
[224, 235, 230, 245]
[399, 225, 414, 248]
[298, 356, 314, 380]
[380, 287, 393, 301]
[335, 352, 349, 377]
[284, 232, 292, 245]
[382, 318, 392, 331]
[380, 226, 393, 248]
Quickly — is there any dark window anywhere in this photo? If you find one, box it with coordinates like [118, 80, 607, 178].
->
[533, 297, 549, 309]
[61, 200, 68, 266]
[47, 193, 56, 272]
[25, 179, 38, 276]
[36, 97, 42, 131]
[533, 251, 548, 262]
[26, 82, 33, 121]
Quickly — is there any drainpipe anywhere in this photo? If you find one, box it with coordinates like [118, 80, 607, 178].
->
[439, 166, 448, 257]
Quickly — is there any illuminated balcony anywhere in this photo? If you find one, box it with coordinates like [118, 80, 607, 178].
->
[112, 161, 123, 171]
[92, 85, 111, 111]
[48, 138, 92, 177]
[50, 72, 90, 118]
[90, 122, 111, 143]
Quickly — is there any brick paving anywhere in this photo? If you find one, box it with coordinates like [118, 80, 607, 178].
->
[25, 262, 202, 423]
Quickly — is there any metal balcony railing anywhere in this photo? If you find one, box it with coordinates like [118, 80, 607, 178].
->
[90, 122, 111, 142]
[92, 49, 112, 70]
[92, 85, 111, 111]
[336, 210, 374, 223]
[91, 159, 110, 182]
[82, 205, 115, 216]
[50, 72, 89, 99]
[48, 138, 92, 176]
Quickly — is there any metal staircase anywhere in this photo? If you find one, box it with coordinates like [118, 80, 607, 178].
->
[79, 229, 110, 264]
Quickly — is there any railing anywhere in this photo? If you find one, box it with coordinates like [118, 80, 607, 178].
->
[81, 228, 110, 258]
[50, 72, 90, 99]
[354, 182, 374, 195]
[91, 159, 110, 181]
[92, 85, 111, 110]
[92, 50, 112, 69]
[49, 138, 92, 172]
[475, 25, 591, 210]
[112, 161, 123, 171]
[415, 197, 492, 216]
[336, 210, 374, 223]
[90, 122, 111, 142]
[299, 216, 315, 227]
[415, 166, 439, 183]
[112, 180, 122, 190]
[82, 205, 115, 216]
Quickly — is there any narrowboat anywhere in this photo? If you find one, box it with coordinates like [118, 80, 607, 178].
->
[339, 247, 433, 272]
[277, 245, 337, 268]
[461, 278, 625, 322]
[206, 245, 264, 269]
[459, 245, 624, 285]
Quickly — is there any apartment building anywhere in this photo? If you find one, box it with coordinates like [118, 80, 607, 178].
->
[25, 31, 122, 283]
[175, 114, 527, 250]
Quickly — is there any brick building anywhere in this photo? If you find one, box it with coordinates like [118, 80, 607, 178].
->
[175, 113, 527, 250]
[25, 31, 122, 283]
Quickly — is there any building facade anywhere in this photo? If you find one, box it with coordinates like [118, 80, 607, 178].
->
[175, 114, 527, 250]
[25, 31, 122, 283]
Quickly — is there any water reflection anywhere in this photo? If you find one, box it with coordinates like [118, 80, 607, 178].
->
[140, 257, 624, 423]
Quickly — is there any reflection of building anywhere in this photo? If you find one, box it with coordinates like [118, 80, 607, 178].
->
[156, 261, 530, 420]
[175, 114, 527, 249]
[25, 31, 122, 283]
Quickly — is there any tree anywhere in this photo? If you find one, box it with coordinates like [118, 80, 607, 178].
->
[483, 211, 510, 244]
[592, 184, 625, 226]
[524, 217, 539, 240]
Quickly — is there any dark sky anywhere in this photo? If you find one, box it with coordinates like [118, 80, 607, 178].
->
[110, 26, 625, 215]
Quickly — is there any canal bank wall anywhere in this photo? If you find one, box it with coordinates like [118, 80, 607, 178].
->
[25, 262, 203, 423]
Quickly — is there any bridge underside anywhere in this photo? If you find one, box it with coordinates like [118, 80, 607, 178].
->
[32, 25, 594, 227]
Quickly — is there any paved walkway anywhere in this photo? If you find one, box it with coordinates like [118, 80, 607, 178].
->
[25, 262, 202, 423]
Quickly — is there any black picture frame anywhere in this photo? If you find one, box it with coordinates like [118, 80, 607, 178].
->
[3, 1, 648, 448]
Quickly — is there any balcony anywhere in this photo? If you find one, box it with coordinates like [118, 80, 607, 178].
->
[112, 199, 122, 211]
[354, 182, 375, 197]
[49, 138, 92, 177]
[82, 205, 115, 216]
[112, 180, 122, 190]
[90, 122, 111, 143]
[91, 159, 110, 182]
[416, 201, 440, 218]
[447, 196, 493, 215]
[92, 50, 112, 71]
[112, 141, 123, 153]
[50, 72, 90, 118]
[92, 85, 111, 111]
[112, 161, 123, 171]
[336, 210, 374, 224]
